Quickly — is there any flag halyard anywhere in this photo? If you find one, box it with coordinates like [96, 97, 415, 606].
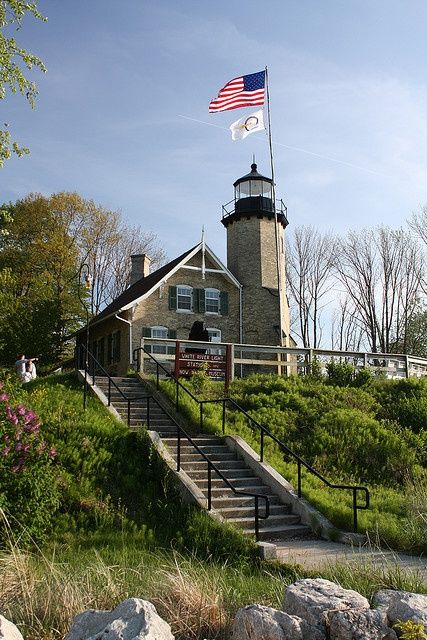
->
[209, 70, 265, 113]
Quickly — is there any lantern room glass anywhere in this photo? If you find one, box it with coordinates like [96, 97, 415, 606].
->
[235, 179, 272, 201]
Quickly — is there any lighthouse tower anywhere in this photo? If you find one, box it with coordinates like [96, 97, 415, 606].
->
[221, 162, 290, 347]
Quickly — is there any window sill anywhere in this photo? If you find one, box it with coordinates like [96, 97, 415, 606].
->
[176, 309, 194, 314]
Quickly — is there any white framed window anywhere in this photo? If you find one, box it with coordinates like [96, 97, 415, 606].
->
[177, 285, 193, 312]
[207, 328, 223, 355]
[205, 288, 220, 314]
[151, 326, 168, 354]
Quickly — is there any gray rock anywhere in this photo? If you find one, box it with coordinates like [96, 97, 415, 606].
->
[283, 579, 370, 631]
[232, 604, 325, 640]
[374, 589, 427, 632]
[327, 607, 397, 640]
[0, 616, 24, 640]
[66, 598, 174, 640]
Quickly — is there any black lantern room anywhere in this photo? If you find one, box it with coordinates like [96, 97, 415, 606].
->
[221, 162, 288, 228]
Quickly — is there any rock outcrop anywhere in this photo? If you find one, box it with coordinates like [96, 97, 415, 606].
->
[66, 598, 174, 640]
[0, 615, 24, 640]
[232, 578, 427, 640]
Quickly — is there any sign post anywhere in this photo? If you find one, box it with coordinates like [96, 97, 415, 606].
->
[175, 342, 231, 389]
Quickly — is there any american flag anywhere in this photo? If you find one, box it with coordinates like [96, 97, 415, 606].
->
[209, 70, 265, 113]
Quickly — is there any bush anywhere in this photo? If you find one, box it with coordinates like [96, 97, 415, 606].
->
[311, 408, 419, 485]
[0, 377, 60, 545]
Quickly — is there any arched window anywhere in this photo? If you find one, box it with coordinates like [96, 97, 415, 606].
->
[205, 288, 220, 314]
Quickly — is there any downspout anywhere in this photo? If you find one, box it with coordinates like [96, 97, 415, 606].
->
[239, 284, 243, 378]
[115, 312, 133, 368]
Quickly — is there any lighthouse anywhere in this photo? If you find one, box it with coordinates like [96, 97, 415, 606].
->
[221, 162, 290, 347]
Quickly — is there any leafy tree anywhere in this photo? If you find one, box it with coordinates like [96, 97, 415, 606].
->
[0, 192, 165, 366]
[0, 1, 47, 165]
[0, 194, 82, 365]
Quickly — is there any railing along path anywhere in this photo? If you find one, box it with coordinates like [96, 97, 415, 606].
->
[79, 345, 269, 540]
[134, 346, 370, 533]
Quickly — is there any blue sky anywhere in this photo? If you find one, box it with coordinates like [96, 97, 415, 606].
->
[3, 0, 427, 263]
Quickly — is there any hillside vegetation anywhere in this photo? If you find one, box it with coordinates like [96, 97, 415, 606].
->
[1, 368, 427, 640]
[161, 364, 427, 553]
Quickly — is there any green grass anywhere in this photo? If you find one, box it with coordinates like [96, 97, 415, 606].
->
[1, 532, 426, 640]
[159, 374, 427, 553]
[2, 370, 427, 640]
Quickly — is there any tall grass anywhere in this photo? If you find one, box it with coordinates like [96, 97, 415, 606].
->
[1, 532, 426, 640]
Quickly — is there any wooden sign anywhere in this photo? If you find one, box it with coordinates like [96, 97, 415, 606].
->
[174, 341, 231, 388]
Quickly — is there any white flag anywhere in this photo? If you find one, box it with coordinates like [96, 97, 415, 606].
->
[229, 109, 265, 141]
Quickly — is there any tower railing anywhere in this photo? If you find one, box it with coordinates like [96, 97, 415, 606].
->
[221, 197, 288, 224]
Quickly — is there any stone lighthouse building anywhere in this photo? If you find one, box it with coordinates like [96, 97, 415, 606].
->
[221, 162, 291, 347]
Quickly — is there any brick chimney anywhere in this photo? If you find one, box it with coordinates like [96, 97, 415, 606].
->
[130, 254, 151, 285]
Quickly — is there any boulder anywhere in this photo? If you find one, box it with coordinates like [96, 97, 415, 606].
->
[374, 589, 427, 631]
[0, 616, 24, 640]
[283, 579, 370, 631]
[66, 598, 174, 640]
[327, 607, 397, 640]
[232, 604, 325, 640]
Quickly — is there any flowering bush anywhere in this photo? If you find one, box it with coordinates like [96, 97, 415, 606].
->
[0, 379, 60, 546]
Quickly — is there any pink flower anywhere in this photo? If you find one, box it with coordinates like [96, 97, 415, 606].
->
[1, 447, 10, 457]
[15, 442, 23, 452]
[15, 405, 27, 416]
[0, 393, 9, 402]
[24, 411, 37, 424]
[48, 447, 57, 460]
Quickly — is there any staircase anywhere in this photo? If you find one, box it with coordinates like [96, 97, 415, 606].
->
[94, 376, 312, 541]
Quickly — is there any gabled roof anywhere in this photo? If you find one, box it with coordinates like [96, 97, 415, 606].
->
[87, 241, 241, 329]
[90, 245, 197, 326]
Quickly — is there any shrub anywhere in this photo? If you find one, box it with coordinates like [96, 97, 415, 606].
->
[0, 378, 60, 545]
[311, 408, 418, 484]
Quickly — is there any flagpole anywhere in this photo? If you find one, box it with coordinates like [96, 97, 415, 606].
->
[265, 66, 284, 347]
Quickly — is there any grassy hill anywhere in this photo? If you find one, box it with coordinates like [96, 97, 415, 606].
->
[1, 368, 427, 640]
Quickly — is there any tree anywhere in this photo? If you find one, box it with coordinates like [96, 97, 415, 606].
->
[286, 226, 337, 347]
[335, 227, 424, 353]
[0, 1, 46, 165]
[0, 192, 166, 365]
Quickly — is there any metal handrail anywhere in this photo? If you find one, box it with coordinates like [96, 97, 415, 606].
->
[200, 397, 369, 533]
[132, 348, 269, 538]
[146, 393, 269, 539]
[134, 346, 370, 533]
[80, 345, 149, 425]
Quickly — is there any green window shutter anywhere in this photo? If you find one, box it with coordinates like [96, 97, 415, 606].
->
[168, 329, 177, 339]
[142, 327, 151, 338]
[220, 291, 229, 315]
[168, 286, 177, 310]
[195, 288, 205, 313]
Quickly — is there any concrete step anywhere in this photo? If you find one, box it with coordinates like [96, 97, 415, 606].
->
[210, 494, 281, 509]
[196, 477, 268, 490]
[217, 503, 291, 518]
[200, 484, 273, 497]
[246, 523, 312, 540]
[228, 513, 301, 531]
[179, 459, 248, 471]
